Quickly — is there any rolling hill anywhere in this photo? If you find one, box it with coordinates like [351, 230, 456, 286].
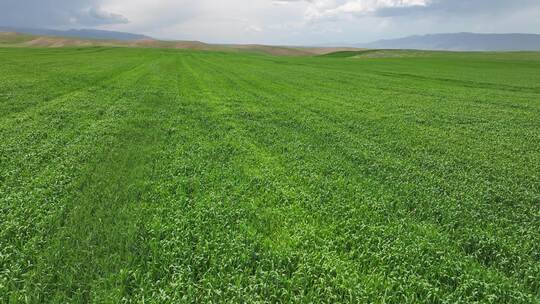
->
[0, 31, 363, 56]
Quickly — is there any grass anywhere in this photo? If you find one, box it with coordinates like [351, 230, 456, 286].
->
[0, 47, 539, 303]
[319, 50, 379, 57]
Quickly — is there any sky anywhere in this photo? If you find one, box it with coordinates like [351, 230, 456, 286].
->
[1, 0, 540, 45]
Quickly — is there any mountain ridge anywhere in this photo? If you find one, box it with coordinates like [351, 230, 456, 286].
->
[359, 33, 540, 51]
[0, 26, 150, 41]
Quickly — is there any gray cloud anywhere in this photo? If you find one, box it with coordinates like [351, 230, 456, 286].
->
[76, 7, 128, 26]
[376, 0, 540, 17]
[0, 0, 128, 28]
[1, 0, 539, 45]
[283, 0, 540, 21]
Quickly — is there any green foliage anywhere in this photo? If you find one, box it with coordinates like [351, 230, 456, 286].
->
[0, 47, 539, 303]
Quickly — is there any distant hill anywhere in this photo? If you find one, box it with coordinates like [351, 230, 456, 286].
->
[0, 26, 150, 41]
[0, 31, 363, 57]
[360, 33, 540, 51]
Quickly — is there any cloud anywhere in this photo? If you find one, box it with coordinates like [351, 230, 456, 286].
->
[0, 0, 128, 28]
[1, 0, 540, 45]
[301, 0, 430, 21]
[275, 0, 540, 22]
[375, 0, 540, 17]
[245, 25, 263, 33]
[76, 7, 129, 25]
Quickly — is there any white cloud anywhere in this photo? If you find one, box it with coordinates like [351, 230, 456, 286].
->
[303, 0, 430, 21]
[245, 25, 263, 33]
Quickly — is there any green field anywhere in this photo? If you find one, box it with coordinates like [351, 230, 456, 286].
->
[0, 47, 539, 303]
